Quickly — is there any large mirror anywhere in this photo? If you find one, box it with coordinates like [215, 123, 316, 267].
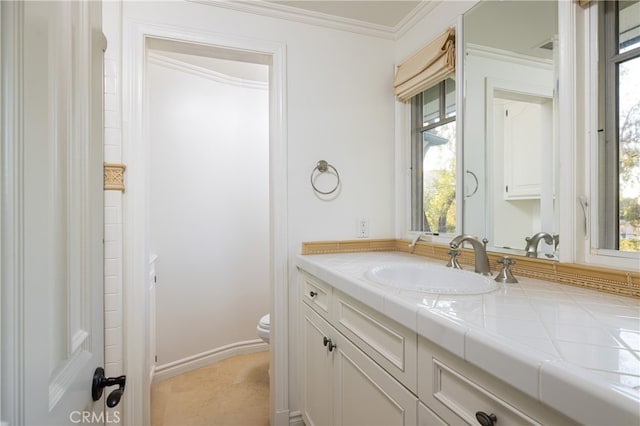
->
[462, 0, 559, 259]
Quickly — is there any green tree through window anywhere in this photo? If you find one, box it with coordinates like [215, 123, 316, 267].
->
[411, 79, 456, 233]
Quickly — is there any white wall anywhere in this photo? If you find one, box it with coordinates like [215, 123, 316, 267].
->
[104, 0, 493, 419]
[122, 1, 396, 243]
[114, 0, 396, 419]
[147, 51, 270, 368]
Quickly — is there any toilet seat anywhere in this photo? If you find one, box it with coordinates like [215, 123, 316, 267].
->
[257, 313, 270, 343]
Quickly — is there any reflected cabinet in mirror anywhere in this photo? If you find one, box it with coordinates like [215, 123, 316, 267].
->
[462, 0, 559, 259]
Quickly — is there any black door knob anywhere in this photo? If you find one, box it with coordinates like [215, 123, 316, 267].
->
[92, 367, 126, 408]
[475, 411, 497, 426]
[309, 291, 317, 297]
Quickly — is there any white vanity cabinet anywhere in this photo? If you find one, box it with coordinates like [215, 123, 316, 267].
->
[297, 253, 639, 426]
[300, 270, 418, 426]
[299, 268, 577, 426]
[418, 336, 576, 426]
[301, 304, 418, 426]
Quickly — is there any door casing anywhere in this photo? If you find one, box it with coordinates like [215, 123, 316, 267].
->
[121, 20, 289, 425]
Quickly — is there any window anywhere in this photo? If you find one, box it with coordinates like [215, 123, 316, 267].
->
[410, 78, 456, 233]
[598, 0, 640, 252]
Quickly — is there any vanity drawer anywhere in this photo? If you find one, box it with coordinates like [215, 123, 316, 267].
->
[429, 357, 539, 425]
[301, 271, 331, 320]
[418, 337, 576, 426]
[333, 290, 417, 393]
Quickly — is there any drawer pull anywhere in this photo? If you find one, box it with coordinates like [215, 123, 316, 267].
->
[475, 412, 497, 426]
[309, 291, 318, 298]
[322, 336, 337, 352]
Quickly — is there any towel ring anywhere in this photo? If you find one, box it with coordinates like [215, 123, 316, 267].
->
[310, 160, 340, 195]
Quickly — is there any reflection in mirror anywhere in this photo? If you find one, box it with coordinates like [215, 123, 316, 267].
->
[462, 0, 558, 259]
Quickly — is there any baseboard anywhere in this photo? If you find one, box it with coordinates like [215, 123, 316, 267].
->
[289, 410, 304, 426]
[152, 339, 268, 383]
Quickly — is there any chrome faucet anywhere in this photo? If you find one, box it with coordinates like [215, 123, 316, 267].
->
[524, 232, 556, 257]
[408, 232, 439, 250]
[449, 234, 492, 276]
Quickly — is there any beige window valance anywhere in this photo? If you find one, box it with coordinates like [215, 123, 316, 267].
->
[393, 28, 455, 103]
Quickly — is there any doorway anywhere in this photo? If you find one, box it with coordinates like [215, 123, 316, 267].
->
[122, 22, 288, 425]
[147, 39, 270, 380]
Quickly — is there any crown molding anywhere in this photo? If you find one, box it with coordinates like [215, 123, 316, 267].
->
[394, 1, 441, 39]
[148, 51, 269, 90]
[191, 0, 439, 40]
[466, 43, 554, 70]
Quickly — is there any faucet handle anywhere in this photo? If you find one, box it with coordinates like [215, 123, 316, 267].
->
[446, 248, 462, 269]
[497, 256, 515, 266]
[495, 256, 518, 283]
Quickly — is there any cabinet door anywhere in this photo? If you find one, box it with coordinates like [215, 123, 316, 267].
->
[302, 304, 334, 426]
[418, 401, 447, 426]
[502, 100, 547, 200]
[333, 332, 418, 426]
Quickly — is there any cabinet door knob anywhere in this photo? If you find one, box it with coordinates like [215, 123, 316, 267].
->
[322, 336, 336, 352]
[309, 291, 317, 298]
[475, 411, 497, 426]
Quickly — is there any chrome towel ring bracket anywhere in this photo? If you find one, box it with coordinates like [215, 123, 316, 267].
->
[310, 160, 341, 195]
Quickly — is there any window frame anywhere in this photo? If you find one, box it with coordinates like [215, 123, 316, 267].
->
[583, 0, 640, 267]
[599, 0, 640, 250]
[410, 79, 457, 233]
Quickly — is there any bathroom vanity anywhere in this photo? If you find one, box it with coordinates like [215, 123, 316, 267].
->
[297, 252, 640, 426]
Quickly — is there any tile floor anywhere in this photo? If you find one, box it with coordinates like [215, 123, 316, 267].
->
[151, 351, 270, 426]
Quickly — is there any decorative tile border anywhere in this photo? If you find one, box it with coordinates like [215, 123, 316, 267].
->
[300, 239, 640, 299]
[300, 239, 397, 255]
[104, 163, 126, 191]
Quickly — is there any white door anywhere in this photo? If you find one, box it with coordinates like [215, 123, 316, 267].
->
[1, 1, 106, 424]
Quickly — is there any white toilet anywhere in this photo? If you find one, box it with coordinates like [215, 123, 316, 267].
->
[257, 313, 270, 344]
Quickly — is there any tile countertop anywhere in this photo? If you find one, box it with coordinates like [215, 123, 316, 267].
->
[295, 252, 640, 426]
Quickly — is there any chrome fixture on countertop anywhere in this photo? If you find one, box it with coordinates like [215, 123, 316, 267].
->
[494, 256, 518, 283]
[446, 248, 462, 269]
[524, 232, 558, 258]
[449, 234, 491, 276]
[408, 232, 440, 250]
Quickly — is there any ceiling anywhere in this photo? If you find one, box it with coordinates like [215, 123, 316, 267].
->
[464, 1, 557, 60]
[266, 1, 423, 28]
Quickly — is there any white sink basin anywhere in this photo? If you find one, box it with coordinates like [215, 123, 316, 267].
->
[365, 263, 499, 295]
